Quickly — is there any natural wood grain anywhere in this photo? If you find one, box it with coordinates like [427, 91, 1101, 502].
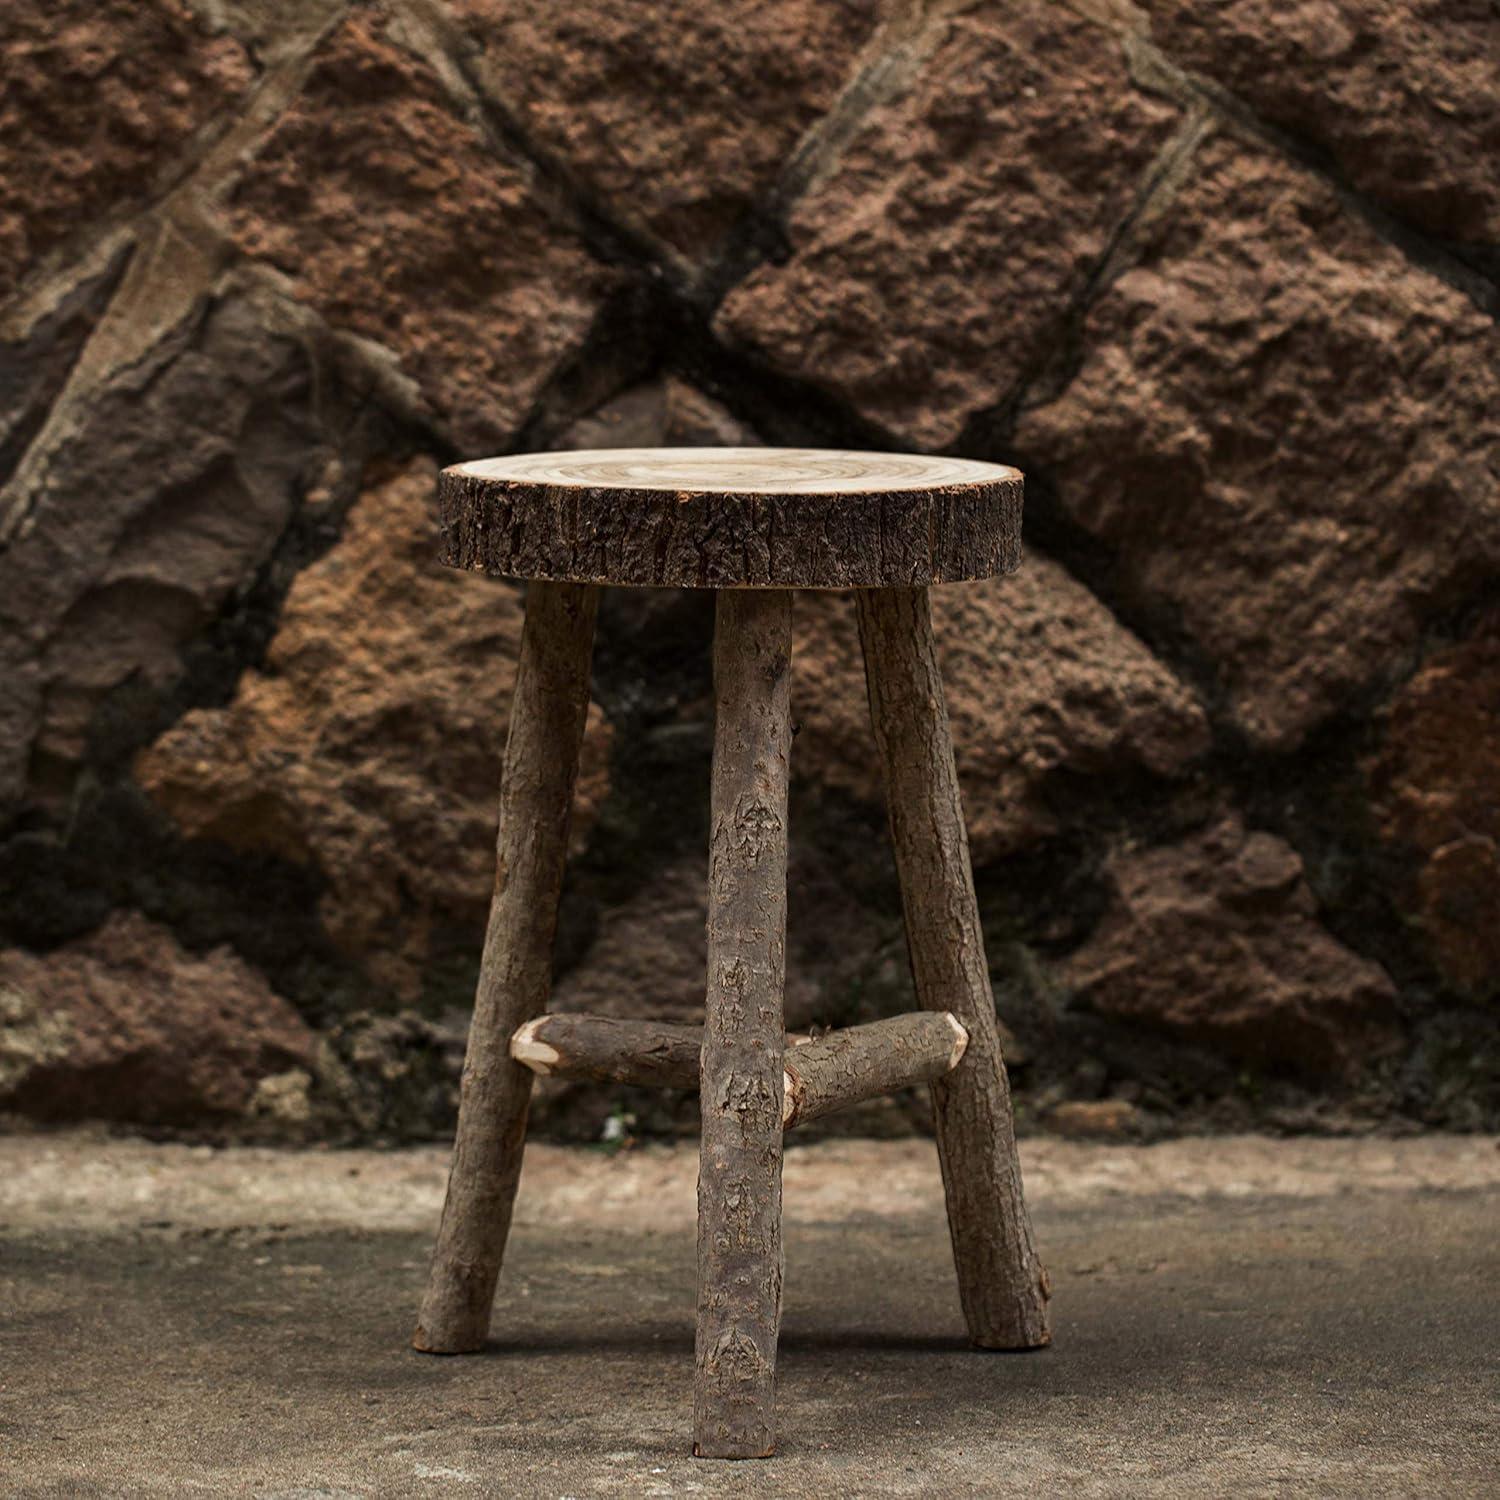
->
[857, 585, 1052, 1351]
[508, 1011, 968, 1128]
[695, 588, 792, 1459]
[439, 447, 1022, 588]
[413, 580, 599, 1355]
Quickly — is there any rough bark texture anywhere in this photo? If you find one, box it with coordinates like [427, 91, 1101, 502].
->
[511, 1012, 701, 1089]
[695, 588, 792, 1459]
[439, 449, 1022, 588]
[508, 1010, 967, 1128]
[857, 585, 1052, 1350]
[413, 580, 599, 1354]
[783, 1012, 966, 1129]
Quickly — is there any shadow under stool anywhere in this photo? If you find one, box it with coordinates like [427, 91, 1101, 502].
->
[412, 447, 1052, 1458]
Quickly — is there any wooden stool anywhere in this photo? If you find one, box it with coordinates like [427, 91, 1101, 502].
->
[413, 448, 1051, 1459]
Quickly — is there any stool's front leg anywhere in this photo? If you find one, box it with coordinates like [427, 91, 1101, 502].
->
[414, 580, 600, 1354]
[694, 588, 792, 1459]
[857, 586, 1051, 1351]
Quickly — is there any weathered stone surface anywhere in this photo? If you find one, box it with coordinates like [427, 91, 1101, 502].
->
[553, 860, 719, 1024]
[0, 290, 361, 816]
[314, 1009, 467, 1141]
[558, 376, 756, 452]
[0, 0, 254, 300]
[179, 0, 347, 63]
[792, 557, 1211, 860]
[452, 0, 883, 257]
[0, 259, 123, 486]
[552, 855, 843, 1035]
[1063, 814, 1400, 1072]
[0, 911, 315, 1125]
[1366, 607, 1500, 1000]
[223, 6, 615, 452]
[1017, 138, 1500, 750]
[1142, 0, 1500, 248]
[715, 3, 1178, 447]
[1045, 1098, 1147, 1139]
[135, 459, 612, 1001]
[3, 0, 1495, 1138]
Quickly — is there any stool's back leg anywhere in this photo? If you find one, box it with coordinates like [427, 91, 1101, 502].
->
[414, 580, 600, 1353]
[694, 588, 792, 1459]
[856, 586, 1052, 1350]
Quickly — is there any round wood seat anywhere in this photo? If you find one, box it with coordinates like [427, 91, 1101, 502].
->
[439, 446, 1022, 588]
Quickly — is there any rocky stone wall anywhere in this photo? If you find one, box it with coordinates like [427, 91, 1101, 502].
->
[2, 0, 1495, 1142]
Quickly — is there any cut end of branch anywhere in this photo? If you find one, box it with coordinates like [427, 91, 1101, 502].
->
[943, 1012, 969, 1071]
[509, 1018, 562, 1076]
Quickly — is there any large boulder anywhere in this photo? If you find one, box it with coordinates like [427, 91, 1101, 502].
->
[221, 5, 616, 452]
[716, 2, 1179, 446]
[134, 459, 612, 1001]
[1141, 0, 1500, 250]
[792, 556, 1211, 860]
[1063, 814, 1400, 1073]
[450, 0, 885, 259]
[0, 0, 253, 299]
[1366, 607, 1500, 1000]
[0, 288, 370, 817]
[0, 911, 315, 1126]
[1017, 137, 1500, 750]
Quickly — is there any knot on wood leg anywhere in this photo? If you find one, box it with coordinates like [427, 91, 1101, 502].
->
[714, 1070, 781, 1134]
[725, 796, 783, 864]
[707, 1326, 771, 1386]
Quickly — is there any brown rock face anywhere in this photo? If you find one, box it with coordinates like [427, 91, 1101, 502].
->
[1367, 608, 1500, 999]
[223, 6, 614, 452]
[1064, 815, 1399, 1073]
[1143, 0, 1500, 248]
[0, 912, 315, 1125]
[552, 856, 835, 1035]
[716, 3, 1178, 447]
[558, 376, 757, 452]
[792, 557, 1211, 860]
[553, 860, 717, 1026]
[1017, 138, 1500, 750]
[135, 459, 611, 1001]
[0, 290, 361, 815]
[452, 0, 883, 257]
[1045, 1099, 1146, 1140]
[0, 0, 253, 298]
[3, 0, 1494, 1136]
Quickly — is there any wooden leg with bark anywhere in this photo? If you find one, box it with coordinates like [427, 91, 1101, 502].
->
[413, 580, 599, 1354]
[857, 586, 1052, 1351]
[693, 588, 792, 1459]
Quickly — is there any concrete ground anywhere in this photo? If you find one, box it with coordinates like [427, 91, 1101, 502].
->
[1, 1132, 1496, 1498]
